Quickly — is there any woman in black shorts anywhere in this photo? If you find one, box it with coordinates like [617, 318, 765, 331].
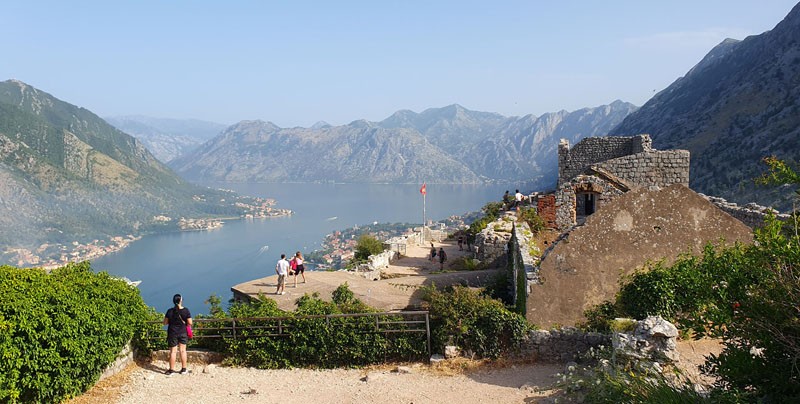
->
[293, 251, 306, 286]
[163, 294, 192, 375]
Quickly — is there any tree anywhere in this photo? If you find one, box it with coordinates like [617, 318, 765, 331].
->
[354, 234, 384, 261]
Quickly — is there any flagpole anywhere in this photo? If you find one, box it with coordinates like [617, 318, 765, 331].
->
[420, 181, 427, 245]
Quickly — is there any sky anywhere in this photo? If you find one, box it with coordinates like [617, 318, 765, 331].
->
[1, 1, 798, 127]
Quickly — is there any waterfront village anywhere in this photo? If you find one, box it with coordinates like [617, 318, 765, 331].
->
[2, 193, 292, 268]
[307, 214, 471, 269]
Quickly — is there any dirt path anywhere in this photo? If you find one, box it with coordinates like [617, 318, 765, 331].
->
[73, 360, 562, 404]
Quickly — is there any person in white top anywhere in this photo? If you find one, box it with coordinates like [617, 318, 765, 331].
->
[514, 189, 524, 212]
[275, 254, 290, 295]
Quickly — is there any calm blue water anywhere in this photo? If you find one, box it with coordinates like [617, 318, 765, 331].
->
[92, 183, 515, 313]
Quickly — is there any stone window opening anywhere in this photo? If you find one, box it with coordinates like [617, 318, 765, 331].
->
[576, 192, 598, 223]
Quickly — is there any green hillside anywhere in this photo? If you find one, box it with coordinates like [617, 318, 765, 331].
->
[0, 80, 242, 263]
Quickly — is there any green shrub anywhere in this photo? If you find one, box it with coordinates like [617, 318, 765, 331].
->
[703, 216, 800, 401]
[518, 207, 545, 234]
[609, 216, 800, 401]
[0, 262, 149, 403]
[616, 242, 756, 338]
[467, 201, 505, 236]
[354, 234, 384, 260]
[581, 301, 618, 332]
[482, 271, 512, 305]
[483, 201, 504, 218]
[422, 286, 528, 359]
[209, 284, 426, 369]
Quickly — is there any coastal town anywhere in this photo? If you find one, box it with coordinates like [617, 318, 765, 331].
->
[307, 214, 469, 269]
[1, 194, 293, 268]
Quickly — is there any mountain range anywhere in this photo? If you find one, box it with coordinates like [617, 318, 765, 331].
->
[170, 101, 637, 186]
[104, 115, 227, 163]
[0, 79, 240, 262]
[613, 2, 800, 210]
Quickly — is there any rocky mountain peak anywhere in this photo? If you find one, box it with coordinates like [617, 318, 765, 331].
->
[311, 120, 331, 129]
[611, 3, 800, 210]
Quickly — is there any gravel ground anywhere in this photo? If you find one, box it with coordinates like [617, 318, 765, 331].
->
[69, 341, 719, 403]
[73, 360, 562, 404]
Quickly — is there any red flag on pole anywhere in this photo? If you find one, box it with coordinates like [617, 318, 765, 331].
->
[420, 183, 427, 195]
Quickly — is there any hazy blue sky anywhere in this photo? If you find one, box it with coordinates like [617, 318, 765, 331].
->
[2, 1, 797, 127]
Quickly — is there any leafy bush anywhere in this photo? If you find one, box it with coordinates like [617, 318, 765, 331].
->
[581, 301, 618, 332]
[703, 216, 800, 401]
[604, 216, 800, 400]
[422, 286, 528, 359]
[616, 242, 757, 338]
[518, 207, 545, 234]
[0, 262, 149, 403]
[483, 201, 504, 218]
[467, 201, 505, 236]
[207, 284, 426, 369]
[354, 234, 384, 260]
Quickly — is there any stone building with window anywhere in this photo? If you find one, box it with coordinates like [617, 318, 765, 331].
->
[536, 134, 691, 230]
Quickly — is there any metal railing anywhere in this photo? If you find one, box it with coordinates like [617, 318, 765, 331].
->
[148, 310, 431, 356]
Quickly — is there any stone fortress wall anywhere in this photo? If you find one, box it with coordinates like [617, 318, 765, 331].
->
[701, 194, 793, 229]
[558, 134, 689, 190]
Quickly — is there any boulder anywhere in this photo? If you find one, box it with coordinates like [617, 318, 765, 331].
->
[612, 316, 680, 363]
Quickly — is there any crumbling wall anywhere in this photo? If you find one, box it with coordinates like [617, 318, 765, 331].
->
[558, 135, 653, 187]
[555, 175, 626, 230]
[517, 328, 610, 362]
[535, 194, 557, 229]
[474, 214, 514, 268]
[701, 194, 792, 229]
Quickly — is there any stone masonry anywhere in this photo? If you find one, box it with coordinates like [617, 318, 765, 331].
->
[517, 328, 610, 363]
[701, 194, 791, 229]
[555, 135, 690, 230]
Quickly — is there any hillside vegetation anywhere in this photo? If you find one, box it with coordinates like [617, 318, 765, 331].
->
[0, 80, 244, 262]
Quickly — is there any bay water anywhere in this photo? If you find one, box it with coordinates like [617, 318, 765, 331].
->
[93, 183, 515, 313]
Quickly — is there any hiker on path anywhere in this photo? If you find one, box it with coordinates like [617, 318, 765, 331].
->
[275, 254, 289, 295]
[291, 251, 306, 287]
[163, 294, 192, 376]
[430, 242, 437, 261]
[438, 247, 447, 270]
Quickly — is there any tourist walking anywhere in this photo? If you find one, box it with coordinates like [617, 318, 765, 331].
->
[515, 189, 524, 212]
[275, 254, 289, 295]
[466, 233, 474, 252]
[457, 234, 464, 251]
[292, 251, 306, 287]
[503, 190, 511, 210]
[163, 294, 192, 376]
[438, 247, 447, 270]
[430, 242, 437, 261]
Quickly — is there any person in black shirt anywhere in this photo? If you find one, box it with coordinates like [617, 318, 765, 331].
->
[163, 294, 192, 375]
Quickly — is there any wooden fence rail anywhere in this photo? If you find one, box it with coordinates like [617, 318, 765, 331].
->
[147, 311, 431, 356]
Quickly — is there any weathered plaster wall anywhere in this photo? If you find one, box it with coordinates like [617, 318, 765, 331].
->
[527, 184, 753, 328]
